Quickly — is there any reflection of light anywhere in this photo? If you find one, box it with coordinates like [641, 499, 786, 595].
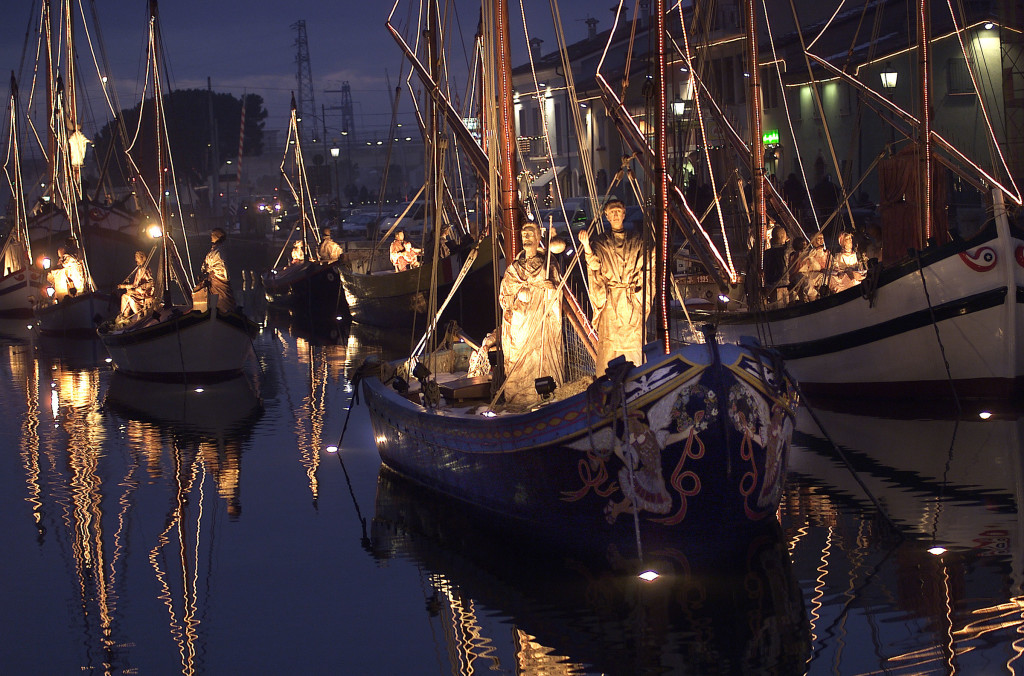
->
[979, 411, 992, 420]
[325, 446, 338, 453]
[50, 390, 59, 419]
[639, 570, 660, 581]
[928, 546, 947, 556]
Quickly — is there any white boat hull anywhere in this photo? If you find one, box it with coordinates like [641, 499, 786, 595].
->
[34, 291, 112, 335]
[0, 269, 46, 318]
[99, 306, 257, 381]
[706, 218, 1024, 399]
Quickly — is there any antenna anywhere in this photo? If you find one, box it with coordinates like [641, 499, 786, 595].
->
[291, 20, 318, 149]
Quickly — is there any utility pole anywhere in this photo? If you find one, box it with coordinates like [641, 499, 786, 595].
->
[324, 81, 356, 195]
[292, 20, 318, 150]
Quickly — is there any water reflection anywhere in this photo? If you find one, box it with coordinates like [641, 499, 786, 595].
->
[785, 401, 1024, 673]
[371, 467, 811, 675]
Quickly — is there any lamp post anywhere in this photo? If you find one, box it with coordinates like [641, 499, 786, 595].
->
[880, 63, 898, 147]
[330, 144, 340, 205]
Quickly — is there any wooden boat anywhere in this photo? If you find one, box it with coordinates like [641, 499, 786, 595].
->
[339, 238, 493, 331]
[0, 74, 48, 319]
[361, 0, 796, 550]
[264, 259, 346, 317]
[675, 0, 1024, 401]
[35, 291, 113, 337]
[96, 1, 258, 382]
[20, 0, 146, 291]
[262, 96, 347, 319]
[369, 466, 811, 674]
[363, 337, 796, 549]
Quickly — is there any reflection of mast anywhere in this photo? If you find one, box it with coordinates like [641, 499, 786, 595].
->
[10, 343, 45, 541]
[150, 442, 202, 676]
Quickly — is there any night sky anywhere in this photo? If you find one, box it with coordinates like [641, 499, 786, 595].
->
[1, 0, 605, 138]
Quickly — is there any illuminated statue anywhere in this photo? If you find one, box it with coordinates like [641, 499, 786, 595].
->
[578, 198, 655, 376]
[318, 227, 344, 264]
[198, 228, 235, 313]
[499, 222, 563, 405]
[118, 250, 154, 317]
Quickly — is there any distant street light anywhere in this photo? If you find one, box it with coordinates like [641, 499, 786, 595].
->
[880, 63, 898, 147]
[330, 144, 340, 204]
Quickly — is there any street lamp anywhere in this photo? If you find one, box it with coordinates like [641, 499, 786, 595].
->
[880, 63, 898, 146]
[330, 144, 340, 204]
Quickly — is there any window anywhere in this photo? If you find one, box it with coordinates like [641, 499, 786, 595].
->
[946, 57, 975, 95]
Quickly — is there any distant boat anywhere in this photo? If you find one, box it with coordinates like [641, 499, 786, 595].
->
[0, 74, 47, 319]
[96, 1, 258, 382]
[262, 96, 347, 319]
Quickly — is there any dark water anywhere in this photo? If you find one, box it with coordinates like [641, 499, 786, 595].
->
[2, 309, 1023, 674]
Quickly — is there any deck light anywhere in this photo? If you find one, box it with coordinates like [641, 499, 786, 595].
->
[880, 63, 898, 90]
[534, 376, 557, 398]
[928, 546, 947, 556]
[639, 570, 660, 581]
[326, 445, 338, 453]
[412, 362, 431, 381]
[979, 411, 992, 419]
[984, 21, 994, 29]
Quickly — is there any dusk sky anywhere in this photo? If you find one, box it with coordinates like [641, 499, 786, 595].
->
[2, 0, 608, 142]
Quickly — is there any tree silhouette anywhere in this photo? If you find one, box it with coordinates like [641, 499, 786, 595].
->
[93, 89, 266, 190]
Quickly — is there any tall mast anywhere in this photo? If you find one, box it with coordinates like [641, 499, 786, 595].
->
[493, 0, 518, 262]
[916, 0, 933, 242]
[744, 0, 766, 306]
[654, 0, 670, 352]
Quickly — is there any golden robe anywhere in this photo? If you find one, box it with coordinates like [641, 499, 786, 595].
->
[584, 229, 655, 376]
[499, 252, 564, 405]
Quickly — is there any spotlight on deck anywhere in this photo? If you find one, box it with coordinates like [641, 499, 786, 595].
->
[534, 376, 557, 399]
[412, 361, 431, 381]
[392, 377, 409, 394]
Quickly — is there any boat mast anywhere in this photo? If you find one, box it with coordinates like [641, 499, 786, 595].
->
[654, 0, 670, 351]
[149, 0, 172, 308]
[743, 0, 767, 307]
[916, 0, 933, 242]
[493, 0, 518, 262]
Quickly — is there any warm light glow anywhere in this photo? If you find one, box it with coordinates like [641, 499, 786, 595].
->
[984, 21, 994, 30]
[326, 446, 338, 453]
[638, 570, 660, 581]
[194, 388, 204, 393]
[104, 358, 112, 363]
[46, 287, 55, 297]
[880, 67, 898, 89]
[979, 411, 992, 419]
[40, 256, 51, 270]
[147, 224, 163, 238]
[330, 146, 340, 158]
[335, 315, 344, 321]
[928, 546, 947, 556]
